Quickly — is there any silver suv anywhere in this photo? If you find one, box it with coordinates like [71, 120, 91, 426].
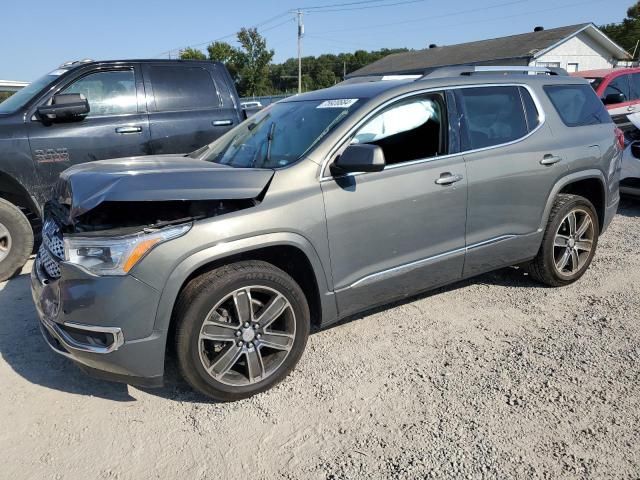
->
[31, 66, 622, 401]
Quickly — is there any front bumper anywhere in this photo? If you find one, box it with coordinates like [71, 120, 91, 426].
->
[31, 256, 166, 387]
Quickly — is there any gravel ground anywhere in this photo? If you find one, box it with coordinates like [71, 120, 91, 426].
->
[1, 199, 639, 480]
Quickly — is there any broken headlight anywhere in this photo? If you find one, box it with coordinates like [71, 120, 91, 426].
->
[63, 224, 191, 276]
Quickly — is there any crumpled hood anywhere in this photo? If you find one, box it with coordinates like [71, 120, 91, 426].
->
[55, 155, 274, 222]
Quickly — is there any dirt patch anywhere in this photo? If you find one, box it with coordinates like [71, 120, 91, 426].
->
[1, 200, 639, 479]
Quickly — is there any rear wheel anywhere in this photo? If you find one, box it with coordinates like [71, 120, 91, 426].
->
[175, 261, 310, 401]
[0, 198, 33, 282]
[528, 194, 599, 287]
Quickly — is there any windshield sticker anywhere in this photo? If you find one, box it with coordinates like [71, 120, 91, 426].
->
[48, 69, 68, 76]
[317, 99, 358, 109]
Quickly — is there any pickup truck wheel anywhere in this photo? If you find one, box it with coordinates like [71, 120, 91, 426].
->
[0, 198, 34, 282]
[174, 260, 310, 401]
[528, 194, 599, 287]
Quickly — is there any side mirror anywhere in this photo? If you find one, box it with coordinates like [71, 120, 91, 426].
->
[603, 93, 626, 105]
[332, 144, 386, 174]
[37, 93, 90, 123]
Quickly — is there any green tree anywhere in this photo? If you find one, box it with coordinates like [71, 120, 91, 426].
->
[179, 47, 206, 60]
[207, 41, 241, 81]
[236, 27, 275, 97]
[601, 1, 640, 57]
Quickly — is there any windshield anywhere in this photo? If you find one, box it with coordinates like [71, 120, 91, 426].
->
[197, 99, 360, 168]
[0, 69, 67, 114]
[584, 77, 603, 91]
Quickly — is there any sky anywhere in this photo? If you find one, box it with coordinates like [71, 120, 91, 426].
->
[1, 0, 633, 81]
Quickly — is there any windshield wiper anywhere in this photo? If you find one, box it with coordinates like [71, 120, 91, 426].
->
[263, 121, 276, 166]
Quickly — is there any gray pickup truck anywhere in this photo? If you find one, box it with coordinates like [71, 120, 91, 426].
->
[0, 59, 244, 281]
[31, 66, 622, 401]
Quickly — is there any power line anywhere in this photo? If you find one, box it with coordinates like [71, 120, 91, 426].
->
[313, 0, 527, 34]
[310, 0, 601, 44]
[260, 17, 296, 34]
[300, 0, 397, 10]
[155, 11, 292, 58]
[308, 0, 426, 13]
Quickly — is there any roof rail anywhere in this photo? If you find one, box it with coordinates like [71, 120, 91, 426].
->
[421, 65, 568, 79]
[58, 59, 94, 68]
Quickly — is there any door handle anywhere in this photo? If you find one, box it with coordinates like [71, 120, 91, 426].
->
[627, 105, 636, 112]
[435, 172, 464, 185]
[212, 119, 233, 126]
[540, 154, 562, 165]
[115, 126, 142, 134]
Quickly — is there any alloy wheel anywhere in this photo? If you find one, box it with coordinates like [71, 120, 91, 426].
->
[198, 286, 296, 386]
[0, 222, 12, 263]
[553, 208, 595, 276]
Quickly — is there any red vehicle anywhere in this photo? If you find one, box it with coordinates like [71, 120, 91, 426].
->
[572, 67, 640, 134]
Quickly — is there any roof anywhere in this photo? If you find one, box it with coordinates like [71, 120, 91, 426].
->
[348, 23, 630, 78]
[283, 69, 588, 109]
[282, 79, 413, 102]
[572, 67, 640, 78]
[60, 59, 224, 71]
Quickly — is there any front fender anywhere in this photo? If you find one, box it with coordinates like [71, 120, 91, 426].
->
[149, 231, 337, 337]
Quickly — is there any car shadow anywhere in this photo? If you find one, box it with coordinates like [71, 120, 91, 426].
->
[0, 270, 140, 402]
[618, 196, 640, 217]
[0, 264, 538, 404]
[1, 196, 637, 403]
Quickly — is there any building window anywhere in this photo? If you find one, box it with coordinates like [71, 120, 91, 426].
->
[567, 63, 579, 73]
[536, 62, 561, 68]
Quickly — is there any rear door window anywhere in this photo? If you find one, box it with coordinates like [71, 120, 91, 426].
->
[456, 86, 528, 150]
[603, 75, 630, 102]
[149, 66, 220, 111]
[544, 84, 612, 127]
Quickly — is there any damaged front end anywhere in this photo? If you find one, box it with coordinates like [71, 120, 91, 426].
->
[38, 155, 275, 279]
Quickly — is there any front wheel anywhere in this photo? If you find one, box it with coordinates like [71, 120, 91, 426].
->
[528, 193, 599, 287]
[175, 261, 310, 401]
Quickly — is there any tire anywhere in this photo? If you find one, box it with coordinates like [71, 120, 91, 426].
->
[175, 260, 310, 401]
[528, 193, 599, 287]
[0, 198, 34, 282]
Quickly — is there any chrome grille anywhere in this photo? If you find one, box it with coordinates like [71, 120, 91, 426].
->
[38, 219, 64, 279]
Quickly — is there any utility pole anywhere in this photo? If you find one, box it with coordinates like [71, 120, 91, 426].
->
[343, 61, 346, 80]
[297, 9, 304, 94]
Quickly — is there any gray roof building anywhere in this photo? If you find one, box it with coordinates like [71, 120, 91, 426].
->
[347, 23, 631, 78]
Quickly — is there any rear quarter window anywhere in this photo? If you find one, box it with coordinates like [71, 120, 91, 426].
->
[544, 84, 612, 127]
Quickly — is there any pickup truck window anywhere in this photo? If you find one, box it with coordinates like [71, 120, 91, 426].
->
[150, 66, 220, 111]
[0, 70, 66, 114]
[199, 99, 359, 168]
[63, 70, 137, 116]
[603, 75, 630, 102]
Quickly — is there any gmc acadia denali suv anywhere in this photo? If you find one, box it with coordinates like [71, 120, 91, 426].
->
[31, 66, 622, 401]
[0, 59, 243, 281]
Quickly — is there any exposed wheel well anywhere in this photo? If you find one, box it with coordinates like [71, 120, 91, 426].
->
[171, 246, 322, 338]
[559, 178, 605, 231]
